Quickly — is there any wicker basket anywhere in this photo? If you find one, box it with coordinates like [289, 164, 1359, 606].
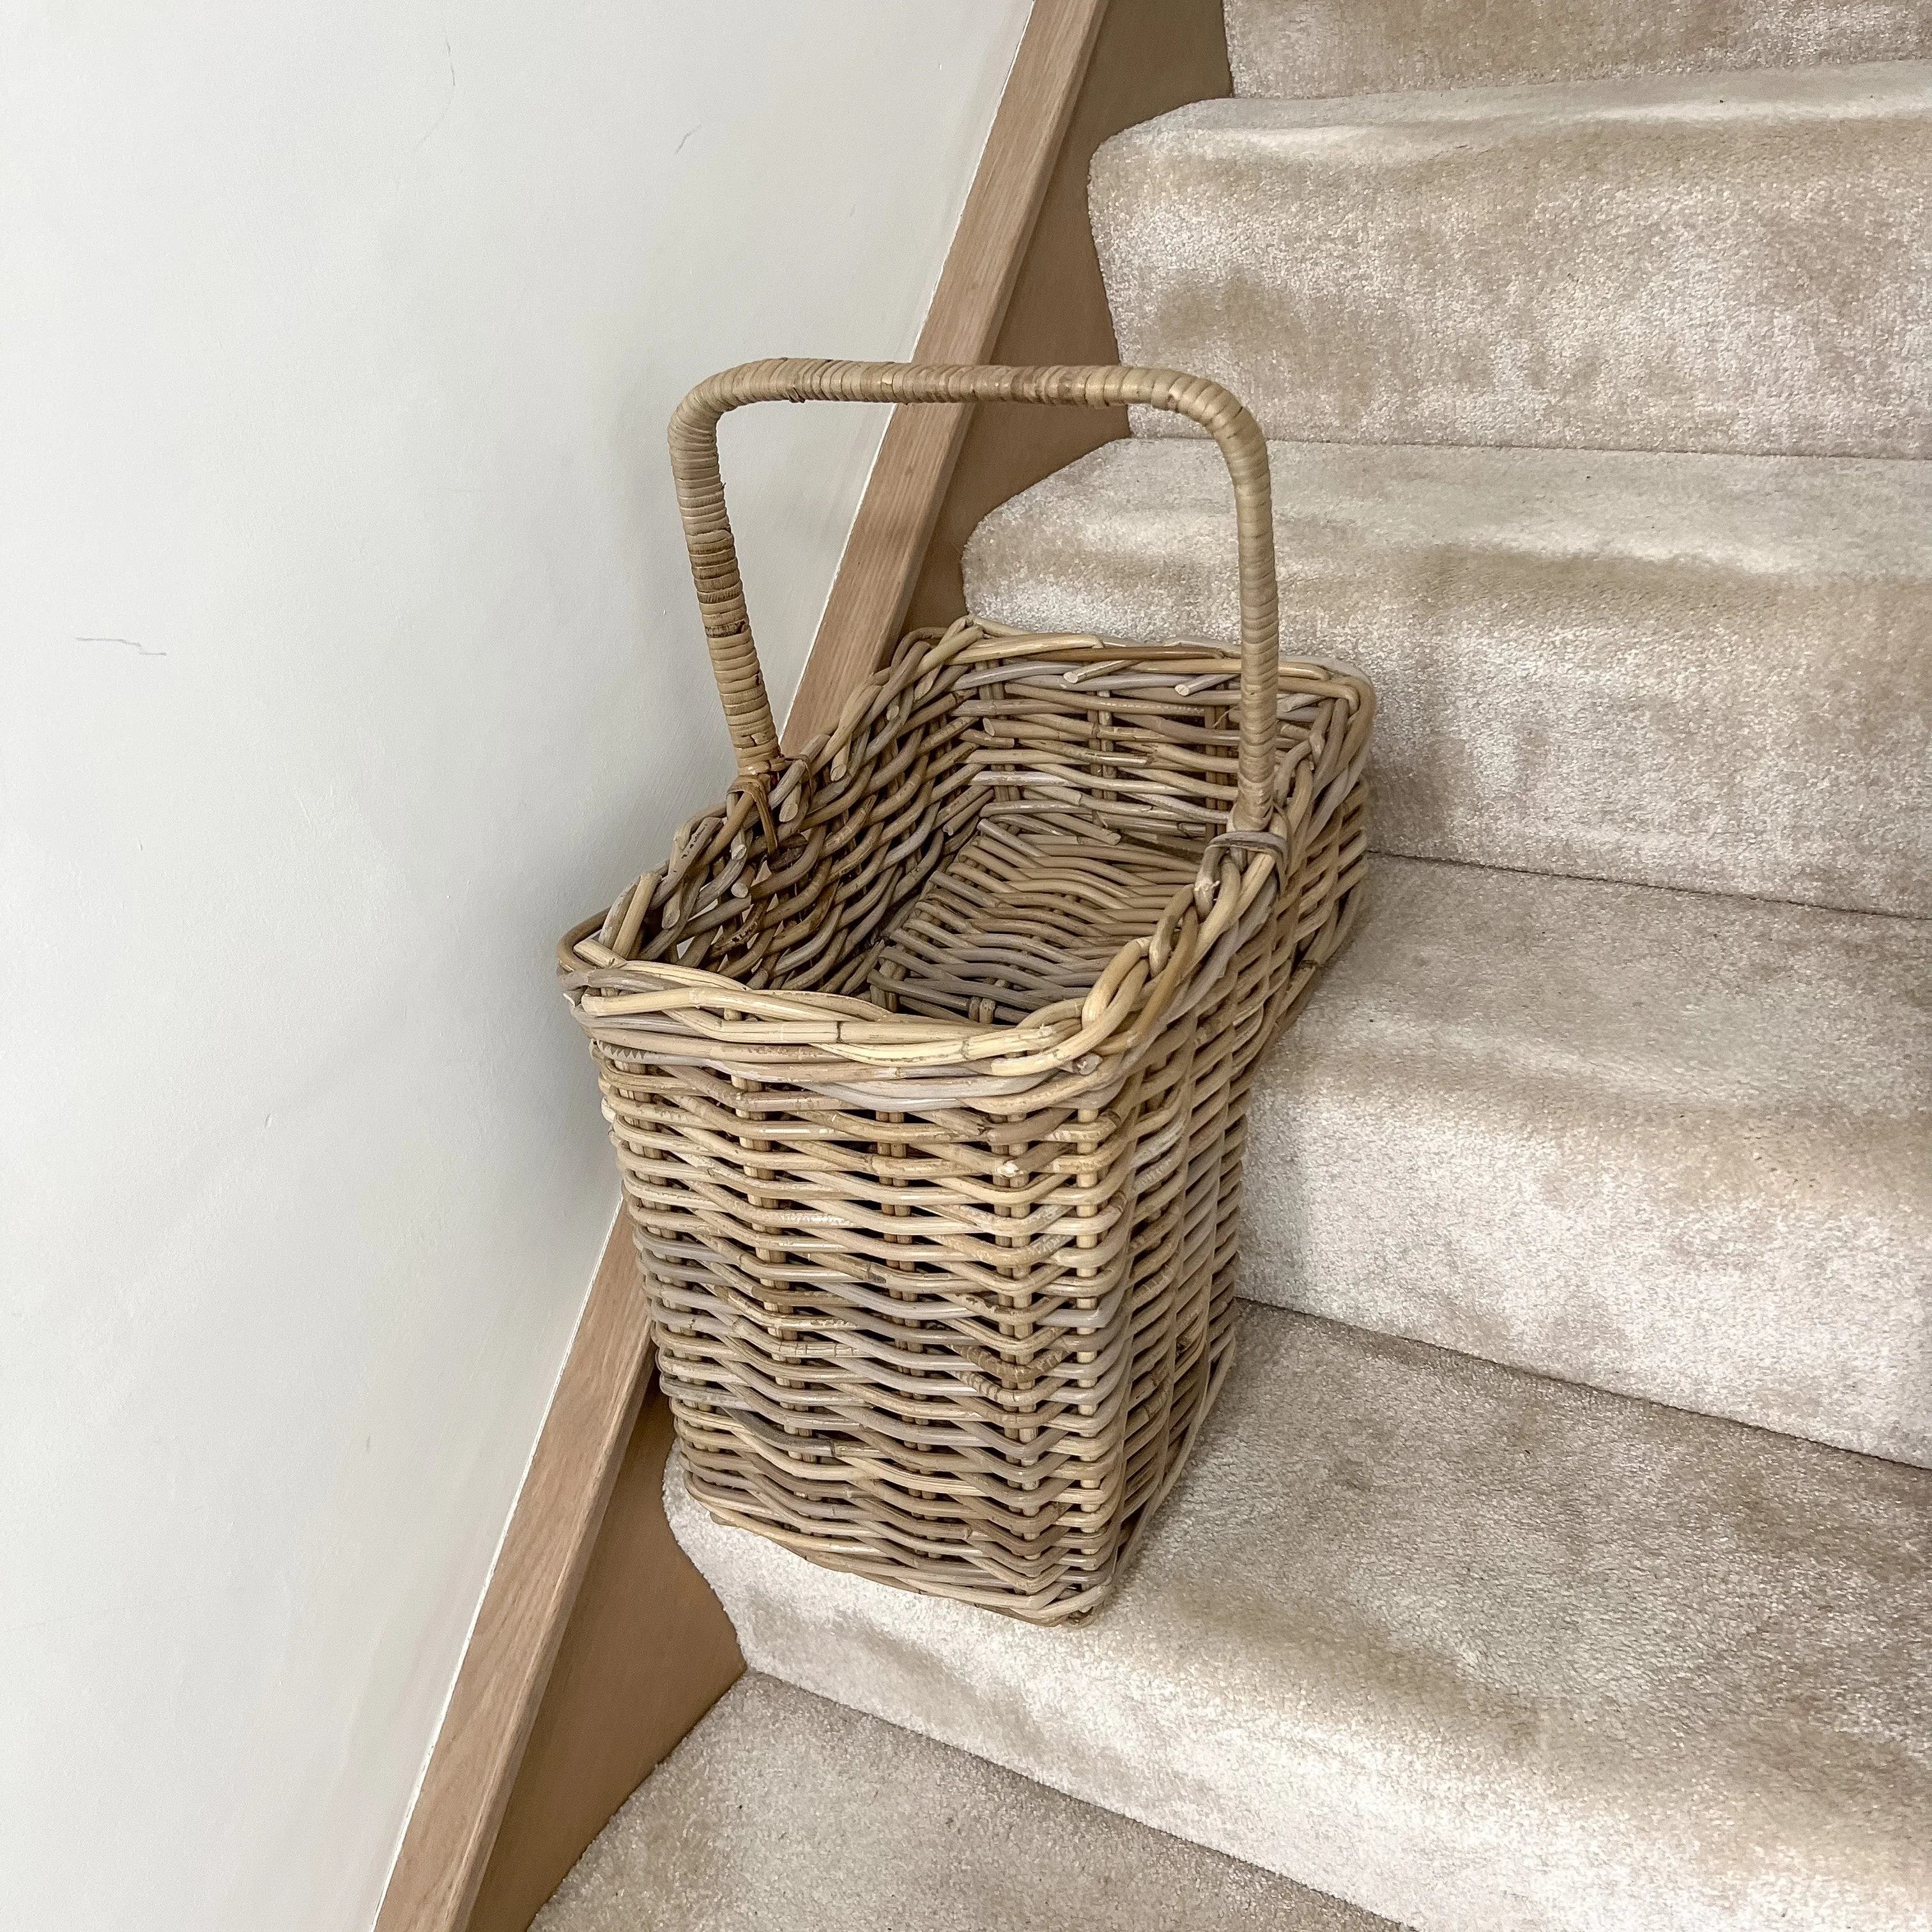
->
[560, 361, 1372, 1622]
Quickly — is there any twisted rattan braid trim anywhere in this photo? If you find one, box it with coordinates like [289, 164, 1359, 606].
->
[667, 361, 1282, 834]
[564, 620, 1374, 1091]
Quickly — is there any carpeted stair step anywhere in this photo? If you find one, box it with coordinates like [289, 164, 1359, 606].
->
[963, 435, 1932, 915]
[668, 1307, 1932, 1932]
[1224, 0, 1932, 100]
[1091, 65, 1932, 457]
[535, 1672, 1398, 1932]
[1243, 854, 1931, 1466]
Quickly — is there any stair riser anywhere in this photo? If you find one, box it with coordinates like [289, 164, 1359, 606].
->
[1246, 857, 1932, 1468]
[1245, 1097, 1929, 1465]
[1093, 73, 1932, 457]
[965, 444, 1932, 917]
[1225, 0, 1932, 98]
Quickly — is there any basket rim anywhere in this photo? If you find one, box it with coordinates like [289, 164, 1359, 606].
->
[559, 618, 1371, 1087]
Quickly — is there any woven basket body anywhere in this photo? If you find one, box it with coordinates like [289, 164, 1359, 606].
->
[561, 363, 1373, 1621]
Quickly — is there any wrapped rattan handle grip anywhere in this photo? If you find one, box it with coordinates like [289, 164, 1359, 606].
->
[669, 360, 1281, 832]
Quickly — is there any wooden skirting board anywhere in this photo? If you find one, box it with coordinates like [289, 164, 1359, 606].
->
[375, 3, 1232, 1926]
[466, 1361, 745, 1932]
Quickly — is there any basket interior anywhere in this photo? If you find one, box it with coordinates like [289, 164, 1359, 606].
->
[638, 631, 1273, 1016]
[866, 822, 1200, 1027]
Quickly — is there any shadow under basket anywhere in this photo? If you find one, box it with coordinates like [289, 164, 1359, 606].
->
[560, 360, 1374, 1622]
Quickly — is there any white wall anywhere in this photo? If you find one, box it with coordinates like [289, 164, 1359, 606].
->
[0, 4, 1031, 1926]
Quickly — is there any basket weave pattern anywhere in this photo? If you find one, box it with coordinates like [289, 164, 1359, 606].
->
[561, 363, 1372, 1621]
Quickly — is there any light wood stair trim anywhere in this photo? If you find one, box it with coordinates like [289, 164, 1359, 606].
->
[372, 1229, 665, 1932]
[903, 0, 1233, 636]
[784, 0, 1233, 743]
[465, 1368, 745, 1932]
[781, 0, 1110, 746]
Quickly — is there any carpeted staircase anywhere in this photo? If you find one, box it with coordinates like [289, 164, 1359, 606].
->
[544, 8, 1929, 1928]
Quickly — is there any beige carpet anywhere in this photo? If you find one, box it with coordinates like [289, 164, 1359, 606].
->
[1223, 0, 1932, 98]
[535, 1673, 1398, 1932]
[965, 434, 1932, 914]
[1241, 855, 1932, 1466]
[670, 1307, 1932, 1932]
[1092, 68, 1932, 457]
[633, 15, 1931, 1931]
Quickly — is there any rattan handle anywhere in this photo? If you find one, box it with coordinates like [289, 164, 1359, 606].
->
[669, 360, 1283, 833]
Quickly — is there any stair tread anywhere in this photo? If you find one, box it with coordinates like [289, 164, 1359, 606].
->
[669, 1307, 1932, 1932]
[964, 434, 1932, 914]
[1246, 854, 1931, 1463]
[1090, 63, 1932, 457]
[535, 1673, 1395, 1932]
[1224, 0, 1932, 100]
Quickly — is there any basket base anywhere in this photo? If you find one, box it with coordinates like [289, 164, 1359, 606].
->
[866, 816, 1203, 1025]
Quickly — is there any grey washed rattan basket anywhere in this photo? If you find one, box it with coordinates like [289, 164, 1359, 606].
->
[560, 360, 1372, 1621]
